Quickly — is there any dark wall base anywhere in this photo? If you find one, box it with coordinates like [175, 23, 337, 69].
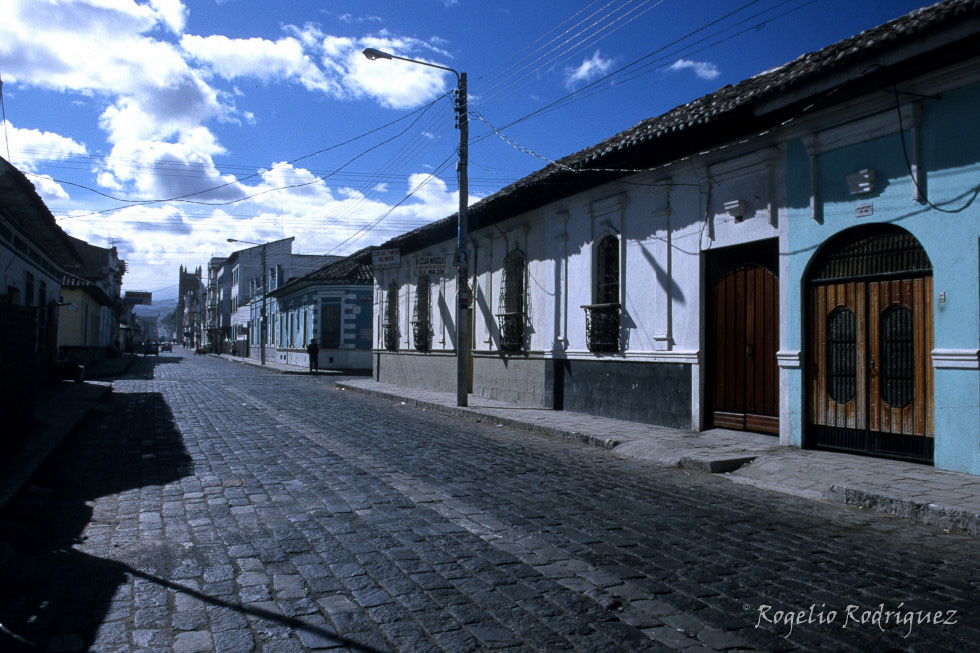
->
[550, 358, 692, 429]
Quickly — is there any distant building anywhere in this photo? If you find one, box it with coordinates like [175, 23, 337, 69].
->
[268, 248, 374, 370]
[59, 236, 126, 365]
[175, 266, 204, 347]
[205, 256, 228, 353]
[216, 237, 337, 358]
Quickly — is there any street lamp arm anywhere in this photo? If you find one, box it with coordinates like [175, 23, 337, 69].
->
[361, 48, 459, 81]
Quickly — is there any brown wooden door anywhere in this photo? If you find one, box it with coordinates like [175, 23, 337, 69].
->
[710, 265, 779, 434]
[808, 277, 933, 460]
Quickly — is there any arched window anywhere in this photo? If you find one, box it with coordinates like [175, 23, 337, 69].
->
[596, 235, 619, 305]
[497, 250, 526, 351]
[584, 235, 621, 352]
[412, 275, 431, 351]
[384, 282, 399, 351]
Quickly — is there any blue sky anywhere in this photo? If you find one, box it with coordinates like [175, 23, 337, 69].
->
[0, 0, 933, 301]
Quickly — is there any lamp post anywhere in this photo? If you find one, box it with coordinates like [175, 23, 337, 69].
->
[227, 238, 267, 365]
[363, 47, 470, 407]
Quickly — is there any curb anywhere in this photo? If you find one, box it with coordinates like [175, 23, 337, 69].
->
[336, 382, 621, 450]
[828, 485, 980, 535]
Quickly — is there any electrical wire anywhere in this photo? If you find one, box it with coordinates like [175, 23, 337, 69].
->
[0, 66, 11, 161]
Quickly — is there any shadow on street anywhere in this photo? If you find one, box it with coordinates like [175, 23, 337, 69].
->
[0, 389, 190, 651]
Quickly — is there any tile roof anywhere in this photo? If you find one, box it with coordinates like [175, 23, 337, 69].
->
[0, 157, 81, 267]
[61, 272, 113, 305]
[270, 248, 374, 297]
[381, 0, 980, 253]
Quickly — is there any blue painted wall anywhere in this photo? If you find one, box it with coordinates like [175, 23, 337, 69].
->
[785, 80, 980, 473]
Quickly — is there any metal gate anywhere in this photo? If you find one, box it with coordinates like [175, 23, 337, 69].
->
[806, 226, 934, 462]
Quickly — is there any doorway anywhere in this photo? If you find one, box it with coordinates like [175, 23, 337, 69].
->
[806, 225, 934, 462]
[707, 241, 779, 435]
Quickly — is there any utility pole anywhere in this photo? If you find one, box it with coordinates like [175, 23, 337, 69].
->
[455, 72, 469, 407]
[260, 243, 267, 366]
[363, 48, 470, 406]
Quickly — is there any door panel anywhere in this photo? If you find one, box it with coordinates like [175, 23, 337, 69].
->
[808, 277, 933, 461]
[711, 265, 779, 434]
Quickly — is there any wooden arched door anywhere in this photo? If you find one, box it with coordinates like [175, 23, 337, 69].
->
[806, 226, 934, 462]
[709, 264, 779, 434]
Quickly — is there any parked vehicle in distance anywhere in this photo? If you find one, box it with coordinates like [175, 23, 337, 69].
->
[142, 341, 159, 356]
[54, 350, 85, 383]
[160, 342, 172, 352]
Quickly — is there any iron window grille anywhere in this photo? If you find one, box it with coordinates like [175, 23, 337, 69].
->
[496, 250, 526, 352]
[826, 306, 857, 404]
[880, 304, 915, 408]
[412, 275, 431, 352]
[584, 235, 620, 352]
[384, 282, 399, 351]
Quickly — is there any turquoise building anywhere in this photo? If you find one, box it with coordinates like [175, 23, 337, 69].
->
[781, 11, 980, 472]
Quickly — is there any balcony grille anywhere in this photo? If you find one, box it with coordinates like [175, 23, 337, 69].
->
[412, 320, 431, 352]
[583, 303, 620, 353]
[383, 324, 399, 352]
[496, 312, 523, 352]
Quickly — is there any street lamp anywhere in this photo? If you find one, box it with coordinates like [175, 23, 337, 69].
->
[227, 238, 268, 366]
[363, 47, 471, 407]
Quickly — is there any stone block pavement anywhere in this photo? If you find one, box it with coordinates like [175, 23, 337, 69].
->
[5, 350, 980, 540]
[209, 352, 980, 535]
[331, 378, 980, 535]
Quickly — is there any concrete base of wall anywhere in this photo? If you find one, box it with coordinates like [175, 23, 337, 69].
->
[553, 358, 692, 429]
[271, 347, 372, 371]
[374, 350, 693, 429]
[375, 351, 456, 392]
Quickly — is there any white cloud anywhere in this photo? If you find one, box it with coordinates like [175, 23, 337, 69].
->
[149, 0, 188, 34]
[0, 121, 87, 168]
[1, 0, 224, 147]
[0, 121, 87, 200]
[30, 174, 72, 202]
[2, 0, 470, 289]
[668, 58, 721, 81]
[181, 34, 334, 93]
[565, 51, 615, 89]
[100, 134, 242, 202]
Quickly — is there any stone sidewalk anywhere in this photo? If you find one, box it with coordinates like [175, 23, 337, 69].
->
[0, 354, 133, 512]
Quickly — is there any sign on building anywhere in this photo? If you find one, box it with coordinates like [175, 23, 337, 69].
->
[372, 248, 401, 269]
[414, 255, 450, 276]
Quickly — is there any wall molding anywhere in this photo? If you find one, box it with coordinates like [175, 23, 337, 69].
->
[777, 350, 802, 369]
[932, 349, 980, 369]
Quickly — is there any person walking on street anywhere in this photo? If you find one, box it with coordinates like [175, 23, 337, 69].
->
[307, 339, 320, 373]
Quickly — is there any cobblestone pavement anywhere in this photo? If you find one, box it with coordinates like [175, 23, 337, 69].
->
[2, 352, 979, 652]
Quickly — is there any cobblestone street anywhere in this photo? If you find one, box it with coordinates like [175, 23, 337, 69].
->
[2, 351, 979, 651]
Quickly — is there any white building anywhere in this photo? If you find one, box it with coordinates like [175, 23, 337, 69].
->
[372, 0, 980, 473]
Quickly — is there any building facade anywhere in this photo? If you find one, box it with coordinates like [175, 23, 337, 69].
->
[176, 265, 203, 348]
[371, 0, 980, 474]
[59, 236, 126, 364]
[0, 156, 83, 442]
[268, 249, 374, 371]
